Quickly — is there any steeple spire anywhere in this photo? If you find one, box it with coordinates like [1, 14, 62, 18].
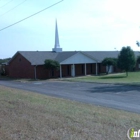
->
[55, 20, 60, 48]
[52, 19, 62, 52]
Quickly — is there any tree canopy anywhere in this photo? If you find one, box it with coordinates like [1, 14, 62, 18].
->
[102, 57, 117, 74]
[117, 46, 136, 77]
[0, 58, 11, 65]
[44, 59, 60, 71]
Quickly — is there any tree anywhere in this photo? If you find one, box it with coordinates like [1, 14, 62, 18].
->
[44, 59, 60, 77]
[117, 46, 136, 77]
[0, 58, 11, 65]
[102, 57, 117, 74]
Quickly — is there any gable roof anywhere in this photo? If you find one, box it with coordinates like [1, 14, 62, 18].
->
[60, 51, 97, 64]
[9, 51, 79, 65]
[8, 51, 140, 65]
[19, 51, 58, 65]
[55, 51, 78, 62]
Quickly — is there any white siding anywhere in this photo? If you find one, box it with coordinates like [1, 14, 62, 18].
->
[60, 52, 96, 64]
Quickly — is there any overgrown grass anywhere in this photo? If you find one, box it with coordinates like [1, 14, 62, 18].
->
[0, 85, 140, 140]
[64, 71, 140, 85]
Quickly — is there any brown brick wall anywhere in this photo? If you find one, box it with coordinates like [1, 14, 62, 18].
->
[36, 65, 60, 79]
[86, 64, 91, 74]
[98, 63, 122, 74]
[75, 64, 84, 76]
[61, 65, 71, 77]
[98, 63, 106, 73]
[86, 64, 96, 74]
[8, 53, 34, 79]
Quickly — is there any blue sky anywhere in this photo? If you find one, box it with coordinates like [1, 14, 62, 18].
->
[1, 0, 140, 58]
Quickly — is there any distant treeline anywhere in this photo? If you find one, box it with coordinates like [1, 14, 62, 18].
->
[0, 58, 11, 64]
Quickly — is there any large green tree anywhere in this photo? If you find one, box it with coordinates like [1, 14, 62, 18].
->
[102, 57, 117, 74]
[117, 46, 136, 77]
[44, 59, 60, 77]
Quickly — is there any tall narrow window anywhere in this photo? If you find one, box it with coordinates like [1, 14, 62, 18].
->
[67, 65, 70, 75]
[91, 64, 93, 73]
[82, 65, 84, 74]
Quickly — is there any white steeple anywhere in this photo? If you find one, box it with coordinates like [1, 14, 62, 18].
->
[55, 20, 60, 48]
[52, 20, 62, 52]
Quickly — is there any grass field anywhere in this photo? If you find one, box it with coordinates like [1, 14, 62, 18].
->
[0, 85, 140, 140]
[64, 71, 140, 85]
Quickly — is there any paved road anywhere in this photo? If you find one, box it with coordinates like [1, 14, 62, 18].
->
[0, 80, 140, 114]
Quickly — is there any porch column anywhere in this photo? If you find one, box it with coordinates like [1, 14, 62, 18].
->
[85, 63, 87, 75]
[71, 64, 75, 77]
[60, 65, 62, 78]
[96, 63, 98, 75]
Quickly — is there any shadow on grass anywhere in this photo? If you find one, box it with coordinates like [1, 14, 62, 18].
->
[99, 75, 126, 79]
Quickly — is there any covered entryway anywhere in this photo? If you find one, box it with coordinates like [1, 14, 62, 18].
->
[59, 52, 98, 78]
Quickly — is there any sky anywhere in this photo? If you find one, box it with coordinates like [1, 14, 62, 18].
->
[1, 0, 140, 58]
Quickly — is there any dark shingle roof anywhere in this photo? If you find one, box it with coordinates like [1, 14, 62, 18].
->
[85, 51, 140, 62]
[19, 51, 58, 65]
[18, 51, 78, 65]
[9, 51, 140, 65]
[83, 51, 120, 62]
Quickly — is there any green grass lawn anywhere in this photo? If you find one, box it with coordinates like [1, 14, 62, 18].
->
[64, 71, 140, 85]
[0, 85, 140, 140]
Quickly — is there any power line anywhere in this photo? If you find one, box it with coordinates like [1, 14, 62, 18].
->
[0, 0, 14, 9]
[0, 0, 27, 17]
[0, 0, 64, 32]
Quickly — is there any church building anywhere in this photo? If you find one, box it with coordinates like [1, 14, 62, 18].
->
[5, 21, 140, 79]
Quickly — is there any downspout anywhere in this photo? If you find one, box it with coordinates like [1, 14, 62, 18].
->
[96, 62, 98, 76]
